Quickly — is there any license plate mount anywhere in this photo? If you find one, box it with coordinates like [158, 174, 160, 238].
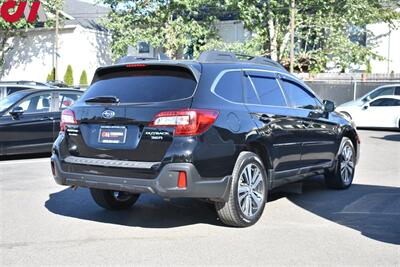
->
[98, 126, 127, 144]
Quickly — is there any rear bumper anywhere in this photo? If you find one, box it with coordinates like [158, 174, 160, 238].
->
[51, 154, 231, 202]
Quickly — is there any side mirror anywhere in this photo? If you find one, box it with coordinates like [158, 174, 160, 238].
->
[9, 106, 24, 118]
[362, 104, 369, 110]
[323, 100, 335, 113]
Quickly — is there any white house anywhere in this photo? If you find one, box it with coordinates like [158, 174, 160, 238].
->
[1, 0, 112, 85]
[367, 21, 400, 74]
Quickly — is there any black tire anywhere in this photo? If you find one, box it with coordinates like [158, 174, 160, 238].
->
[215, 151, 268, 227]
[325, 137, 355, 189]
[90, 189, 140, 210]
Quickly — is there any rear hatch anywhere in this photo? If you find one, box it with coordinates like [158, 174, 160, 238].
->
[61, 64, 199, 177]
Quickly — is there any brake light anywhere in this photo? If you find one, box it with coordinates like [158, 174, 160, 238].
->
[126, 64, 147, 68]
[149, 109, 219, 136]
[177, 171, 187, 189]
[60, 109, 77, 132]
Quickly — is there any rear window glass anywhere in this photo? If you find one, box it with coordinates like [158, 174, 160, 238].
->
[81, 66, 197, 103]
[214, 71, 243, 102]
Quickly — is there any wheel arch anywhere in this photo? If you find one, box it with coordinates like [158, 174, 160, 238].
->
[244, 142, 273, 172]
[341, 127, 359, 160]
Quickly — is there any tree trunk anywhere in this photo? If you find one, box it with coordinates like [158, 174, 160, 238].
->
[0, 30, 11, 79]
[267, 18, 278, 61]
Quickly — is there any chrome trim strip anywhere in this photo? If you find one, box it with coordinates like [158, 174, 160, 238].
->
[64, 156, 160, 169]
[273, 142, 301, 147]
[302, 141, 335, 146]
[209, 68, 322, 111]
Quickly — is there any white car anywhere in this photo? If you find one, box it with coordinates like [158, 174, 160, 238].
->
[336, 95, 400, 129]
[339, 84, 400, 108]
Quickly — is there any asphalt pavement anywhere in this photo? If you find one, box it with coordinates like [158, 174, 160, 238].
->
[0, 130, 399, 266]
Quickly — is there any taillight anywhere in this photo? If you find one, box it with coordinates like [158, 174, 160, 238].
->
[60, 109, 77, 132]
[149, 109, 219, 136]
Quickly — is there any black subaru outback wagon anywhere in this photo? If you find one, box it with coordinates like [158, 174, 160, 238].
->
[51, 51, 360, 227]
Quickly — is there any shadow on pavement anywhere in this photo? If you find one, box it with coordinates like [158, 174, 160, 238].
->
[285, 176, 400, 245]
[0, 153, 50, 161]
[45, 177, 400, 244]
[371, 133, 400, 142]
[45, 188, 222, 228]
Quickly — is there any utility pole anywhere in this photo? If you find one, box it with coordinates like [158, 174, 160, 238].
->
[54, 10, 59, 80]
[289, 0, 295, 73]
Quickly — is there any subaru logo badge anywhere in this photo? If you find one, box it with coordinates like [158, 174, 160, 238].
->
[102, 110, 115, 119]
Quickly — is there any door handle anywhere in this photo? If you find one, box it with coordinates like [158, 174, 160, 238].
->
[259, 114, 272, 123]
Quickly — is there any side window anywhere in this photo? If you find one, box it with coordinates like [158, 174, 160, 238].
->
[369, 87, 394, 99]
[244, 76, 261, 104]
[395, 87, 400, 96]
[214, 71, 243, 103]
[249, 76, 286, 106]
[7, 87, 28, 95]
[59, 93, 80, 110]
[14, 93, 52, 113]
[370, 98, 395, 107]
[280, 80, 319, 110]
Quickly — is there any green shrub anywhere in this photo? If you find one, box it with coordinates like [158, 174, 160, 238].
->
[79, 70, 88, 86]
[47, 68, 55, 81]
[63, 65, 74, 87]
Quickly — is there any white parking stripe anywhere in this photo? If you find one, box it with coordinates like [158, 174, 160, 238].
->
[0, 158, 50, 165]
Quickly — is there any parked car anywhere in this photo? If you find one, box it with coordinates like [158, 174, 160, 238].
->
[46, 80, 69, 88]
[0, 88, 83, 156]
[0, 83, 52, 100]
[0, 80, 50, 87]
[336, 95, 400, 129]
[51, 51, 360, 227]
[339, 84, 400, 110]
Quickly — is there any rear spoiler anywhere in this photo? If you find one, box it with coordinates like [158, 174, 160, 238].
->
[92, 62, 201, 84]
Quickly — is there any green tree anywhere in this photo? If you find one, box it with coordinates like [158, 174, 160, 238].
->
[79, 70, 88, 86]
[46, 68, 56, 81]
[226, 0, 400, 72]
[63, 65, 74, 87]
[0, 0, 63, 77]
[100, 0, 220, 60]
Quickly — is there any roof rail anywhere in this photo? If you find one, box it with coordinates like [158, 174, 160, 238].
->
[198, 51, 238, 62]
[249, 56, 286, 70]
[198, 50, 286, 71]
[117, 52, 171, 64]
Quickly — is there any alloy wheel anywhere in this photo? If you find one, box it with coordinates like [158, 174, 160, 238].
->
[237, 163, 265, 217]
[340, 144, 354, 185]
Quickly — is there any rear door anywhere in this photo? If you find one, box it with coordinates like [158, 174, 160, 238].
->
[1, 92, 55, 154]
[242, 70, 304, 180]
[65, 65, 197, 163]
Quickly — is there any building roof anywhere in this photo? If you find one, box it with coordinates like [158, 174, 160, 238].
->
[63, 0, 110, 31]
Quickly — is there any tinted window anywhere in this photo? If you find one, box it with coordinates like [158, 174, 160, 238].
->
[244, 77, 260, 104]
[59, 93, 81, 110]
[281, 80, 319, 109]
[370, 98, 396, 106]
[369, 87, 394, 99]
[395, 87, 400, 95]
[7, 86, 29, 95]
[214, 71, 243, 102]
[81, 66, 197, 103]
[15, 93, 52, 113]
[249, 76, 286, 106]
[0, 92, 28, 113]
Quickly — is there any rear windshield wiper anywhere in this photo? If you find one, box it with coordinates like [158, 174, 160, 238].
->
[85, 96, 120, 104]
